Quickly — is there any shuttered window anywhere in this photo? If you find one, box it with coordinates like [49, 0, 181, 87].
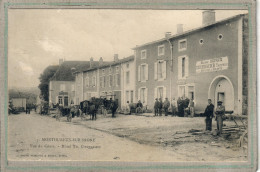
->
[178, 56, 189, 79]
[154, 61, 167, 80]
[138, 64, 149, 82]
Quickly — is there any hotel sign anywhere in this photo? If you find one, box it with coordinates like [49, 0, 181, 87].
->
[196, 56, 228, 73]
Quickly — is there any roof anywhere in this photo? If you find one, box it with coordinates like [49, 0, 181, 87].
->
[50, 61, 97, 81]
[133, 14, 247, 49]
[80, 55, 134, 73]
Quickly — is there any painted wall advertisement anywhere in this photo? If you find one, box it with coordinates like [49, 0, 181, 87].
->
[196, 56, 228, 73]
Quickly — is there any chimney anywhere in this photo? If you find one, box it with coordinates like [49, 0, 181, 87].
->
[114, 54, 119, 62]
[59, 58, 64, 65]
[90, 57, 93, 68]
[165, 32, 171, 39]
[202, 10, 215, 26]
[176, 24, 183, 34]
[99, 57, 103, 66]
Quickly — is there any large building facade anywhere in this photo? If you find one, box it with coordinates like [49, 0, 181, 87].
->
[74, 55, 135, 110]
[134, 11, 248, 115]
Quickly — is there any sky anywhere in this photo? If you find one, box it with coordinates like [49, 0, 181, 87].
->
[8, 9, 247, 88]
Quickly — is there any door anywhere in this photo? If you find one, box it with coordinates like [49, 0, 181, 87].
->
[217, 92, 225, 105]
[64, 96, 69, 107]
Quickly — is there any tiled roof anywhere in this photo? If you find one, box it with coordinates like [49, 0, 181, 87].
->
[133, 14, 247, 49]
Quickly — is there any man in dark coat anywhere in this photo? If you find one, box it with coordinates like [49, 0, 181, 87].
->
[163, 98, 170, 116]
[110, 99, 118, 118]
[136, 100, 143, 114]
[204, 99, 214, 131]
[154, 98, 159, 116]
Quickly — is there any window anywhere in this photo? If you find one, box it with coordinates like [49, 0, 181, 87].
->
[99, 77, 102, 88]
[109, 75, 113, 87]
[85, 77, 89, 87]
[116, 66, 119, 73]
[154, 86, 166, 100]
[107, 76, 110, 87]
[126, 71, 130, 84]
[178, 39, 187, 51]
[158, 45, 165, 56]
[58, 96, 63, 104]
[60, 84, 65, 91]
[71, 85, 75, 91]
[218, 34, 223, 40]
[178, 85, 186, 98]
[103, 76, 106, 88]
[116, 73, 120, 86]
[92, 76, 96, 87]
[102, 69, 105, 75]
[154, 60, 166, 80]
[140, 88, 146, 104]
[126, 63, 129, 68]
[178, 56, 189, 79]
[138, 64, 148, 82]
[141, 50, 147, 59]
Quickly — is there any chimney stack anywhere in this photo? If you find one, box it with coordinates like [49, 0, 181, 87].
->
[59, 58, 64, 65]
[202, 10, 215, 26]
[99, 57, 103, 66]
[176, 24, 183, 34]
[90, 57, 93, 68]
[114, 54, 119, 62]
[165, 32, 171, 39]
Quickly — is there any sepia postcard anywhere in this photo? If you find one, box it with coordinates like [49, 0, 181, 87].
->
[0, 0, 257, 171]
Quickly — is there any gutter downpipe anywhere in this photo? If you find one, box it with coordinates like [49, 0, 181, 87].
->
[166, 39, 173, 105]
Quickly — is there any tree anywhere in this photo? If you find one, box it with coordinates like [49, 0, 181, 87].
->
[38, 65, 59, 101]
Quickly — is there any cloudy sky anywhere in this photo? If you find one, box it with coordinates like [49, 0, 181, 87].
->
[8, 9, 247, 88]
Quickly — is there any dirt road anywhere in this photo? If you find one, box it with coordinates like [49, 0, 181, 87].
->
[8, 112, 247, 162]
[8, 112, 186, 161]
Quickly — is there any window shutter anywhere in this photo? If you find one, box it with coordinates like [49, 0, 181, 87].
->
[56, 96, 58, 104]
[163, 86, 167, 100]
[138, 65, 141, 82]
[178, 57, 182, 79]
[185, 56, 189, 78]
[145, 88, 148, 105]
[138, 88, 140, 101]
[154, 87, 157, 100]
[154, 62, 158, 80]
[145, 64, 149, 81]
[162, 61, 167, 80]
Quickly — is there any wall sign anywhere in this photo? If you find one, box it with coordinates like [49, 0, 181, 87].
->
[196, 56, 228, 73]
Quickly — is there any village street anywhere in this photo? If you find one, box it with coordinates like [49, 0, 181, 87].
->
[8, 112, 247, 162]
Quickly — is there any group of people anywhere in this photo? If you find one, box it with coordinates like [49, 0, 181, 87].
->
[204, 99, 225, 135]
[154, 98, 170, 116]
[102, 98, 119, 118]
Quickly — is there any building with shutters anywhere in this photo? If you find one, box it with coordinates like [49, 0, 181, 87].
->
[73, 55, 135, 110]
[133, 11, 248, 115]
[49, 59, 96, 107]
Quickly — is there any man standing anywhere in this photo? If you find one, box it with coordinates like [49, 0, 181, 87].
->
[154, 98, 159, 116]
[204, 99, 214, 131]
[110, 99, 118, 118]
[158, 98, 163, 116]
[215, 101, 225, 135]
[163, 98, 170, 116]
